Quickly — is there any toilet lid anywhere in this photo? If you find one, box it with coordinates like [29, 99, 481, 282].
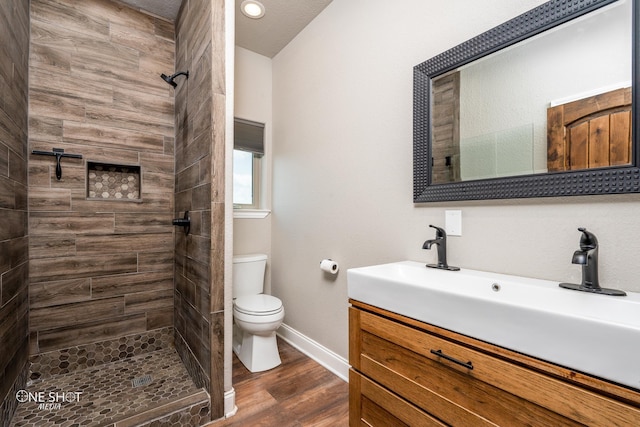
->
[234, 294, 283, 315]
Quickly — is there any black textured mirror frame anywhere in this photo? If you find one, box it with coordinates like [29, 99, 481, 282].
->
[413, 0, 640, 202]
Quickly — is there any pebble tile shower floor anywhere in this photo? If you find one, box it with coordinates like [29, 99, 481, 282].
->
[9, 348, 209, 426]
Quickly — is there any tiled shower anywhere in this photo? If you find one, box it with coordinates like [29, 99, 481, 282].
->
[0, 0, 227, 425]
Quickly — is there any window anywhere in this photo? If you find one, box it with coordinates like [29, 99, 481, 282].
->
[233, 149, 260, 207]
[233, 118, 264, 209]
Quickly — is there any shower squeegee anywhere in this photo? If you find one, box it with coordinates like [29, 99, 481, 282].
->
[32, 148, 83, 180]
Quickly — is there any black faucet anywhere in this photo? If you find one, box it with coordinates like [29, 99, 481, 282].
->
[422, 225, 460, 271]
[559, 228, 626, 296]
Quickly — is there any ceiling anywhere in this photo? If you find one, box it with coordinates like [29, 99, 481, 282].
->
[117, 0, 333, 58]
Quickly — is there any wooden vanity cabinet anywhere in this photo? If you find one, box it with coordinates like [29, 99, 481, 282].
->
[349, 300, 640, 427]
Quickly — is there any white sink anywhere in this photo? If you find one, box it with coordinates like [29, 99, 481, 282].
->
[347, 260, 640, 391]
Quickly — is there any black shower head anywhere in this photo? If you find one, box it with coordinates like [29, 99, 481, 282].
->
[161, 73, 177, 87]
[160, 71, 189, 88]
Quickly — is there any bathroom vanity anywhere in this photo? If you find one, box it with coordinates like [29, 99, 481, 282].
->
[347, 262, 640, 426]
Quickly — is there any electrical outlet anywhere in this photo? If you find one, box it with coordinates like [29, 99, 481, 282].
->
[445, 210, 462, 236]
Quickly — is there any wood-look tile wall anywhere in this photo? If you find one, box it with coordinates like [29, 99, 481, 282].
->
[28, 0, 176, 355]
[0, 0, 30, 423]
[174, 0, 226, 419]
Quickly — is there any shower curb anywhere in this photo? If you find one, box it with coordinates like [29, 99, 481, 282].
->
[111, 389, 210, 427]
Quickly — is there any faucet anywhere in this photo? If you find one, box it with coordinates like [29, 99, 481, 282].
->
[559, 228, 626, 296]
[573, 227, 599, 290]
[422, 225, 460, 271]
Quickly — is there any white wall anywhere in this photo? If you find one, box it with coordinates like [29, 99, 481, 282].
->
[270, 0, 640, 360]
[233, 46, 273, 291]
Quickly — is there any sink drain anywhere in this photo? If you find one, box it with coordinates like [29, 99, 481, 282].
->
[132, 374, 153, 388]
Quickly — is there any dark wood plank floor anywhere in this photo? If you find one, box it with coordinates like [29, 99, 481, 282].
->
[211, 337, 349, 426]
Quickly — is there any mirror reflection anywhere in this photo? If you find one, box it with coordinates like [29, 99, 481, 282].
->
[431, 0, 632, 184]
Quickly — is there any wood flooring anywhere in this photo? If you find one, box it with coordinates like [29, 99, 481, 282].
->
[210, 338, 349, 426]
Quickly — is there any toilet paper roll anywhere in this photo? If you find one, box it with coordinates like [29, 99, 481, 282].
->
[320, 259, 339, 274]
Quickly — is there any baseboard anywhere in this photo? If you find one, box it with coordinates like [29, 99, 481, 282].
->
[276, 323, 350, 382]
[224, 388, 237, 418]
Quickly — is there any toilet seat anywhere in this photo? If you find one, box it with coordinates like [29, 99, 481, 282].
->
[234, 294, 283, 316]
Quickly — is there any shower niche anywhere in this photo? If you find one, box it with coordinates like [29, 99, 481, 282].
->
[87, 161, 141, 201]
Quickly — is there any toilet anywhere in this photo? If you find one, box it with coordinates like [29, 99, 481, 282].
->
[232, 253, 285, 372]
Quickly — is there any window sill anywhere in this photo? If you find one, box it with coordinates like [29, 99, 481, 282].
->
[233, 209, 271, 219]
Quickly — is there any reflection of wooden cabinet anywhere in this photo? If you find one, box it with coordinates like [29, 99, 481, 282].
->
[349, 300, 640, 426]
[547, 87, 632, 172]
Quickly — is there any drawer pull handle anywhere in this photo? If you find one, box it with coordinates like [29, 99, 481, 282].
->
[430, 349, 474, 370]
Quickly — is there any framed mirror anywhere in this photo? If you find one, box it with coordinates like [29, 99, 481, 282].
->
[414, 0, 639, 202]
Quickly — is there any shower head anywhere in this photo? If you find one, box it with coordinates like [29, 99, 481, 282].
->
[160, 71, 189, 88]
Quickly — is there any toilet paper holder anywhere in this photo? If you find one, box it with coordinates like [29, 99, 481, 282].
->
[320, 259, 339, 274]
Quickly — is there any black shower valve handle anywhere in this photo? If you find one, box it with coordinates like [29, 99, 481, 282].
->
[172, 211, 191, 235]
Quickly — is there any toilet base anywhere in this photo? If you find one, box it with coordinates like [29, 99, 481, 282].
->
[233, 325, 282, 372]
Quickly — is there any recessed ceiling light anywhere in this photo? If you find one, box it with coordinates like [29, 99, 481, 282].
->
[241, 0, 265, 19]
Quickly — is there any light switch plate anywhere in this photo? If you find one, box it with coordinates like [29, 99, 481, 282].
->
[445, 210, 462, 236]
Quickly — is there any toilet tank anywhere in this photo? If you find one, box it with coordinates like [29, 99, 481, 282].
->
[232, 254, 267, 298]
